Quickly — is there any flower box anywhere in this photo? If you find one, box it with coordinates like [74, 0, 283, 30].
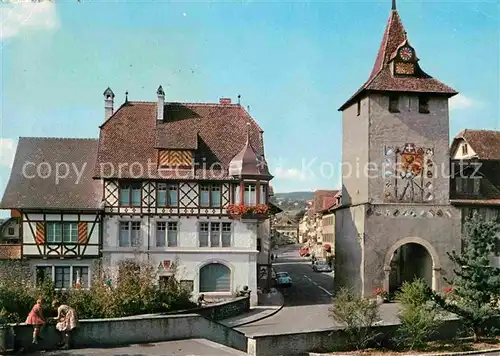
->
[226, 204, 270, 221]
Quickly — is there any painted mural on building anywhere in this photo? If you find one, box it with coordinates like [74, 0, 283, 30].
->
[383, 143, 435, 203]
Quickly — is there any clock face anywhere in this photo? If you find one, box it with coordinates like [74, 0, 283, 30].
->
[399, 47, 413, 62]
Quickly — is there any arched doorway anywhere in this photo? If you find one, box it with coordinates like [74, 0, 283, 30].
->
[199, 263, 231, 293]
[383, 237, 441, 294]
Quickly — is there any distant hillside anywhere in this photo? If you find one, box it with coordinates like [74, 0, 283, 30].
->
[273, 191, 313, 201]
[270, 191, 313, 214]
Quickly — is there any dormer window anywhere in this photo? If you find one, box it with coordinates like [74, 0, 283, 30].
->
[462, 144, 468, 155]
[389, 95, 399, 113]
[419, 96, 430, 114]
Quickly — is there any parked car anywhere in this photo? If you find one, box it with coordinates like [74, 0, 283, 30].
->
[275, 272, 292, 288]
[312, 260, 332, 272]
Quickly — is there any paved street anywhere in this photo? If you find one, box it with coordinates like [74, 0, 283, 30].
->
[236, 244, 337, 335]
[236, 244, 403, 336]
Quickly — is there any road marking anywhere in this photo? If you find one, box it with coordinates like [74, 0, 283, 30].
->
[304, 274, 333, 296]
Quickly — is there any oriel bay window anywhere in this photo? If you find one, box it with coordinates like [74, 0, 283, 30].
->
[157, 183, 178, 207]
[244, 184, 256, 205]
[46, 222, 78, 243]
[119, 182, 142, 206]
[199, 184, 222, 207]
[199, 222, 232, 247]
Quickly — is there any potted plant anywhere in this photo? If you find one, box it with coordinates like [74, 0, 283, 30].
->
[374, 288, 389, 304]
[226, 204, 270, 220]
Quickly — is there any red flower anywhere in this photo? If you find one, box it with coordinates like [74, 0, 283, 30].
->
[443, 286, 453, 294]
[226, 204, 269, 219]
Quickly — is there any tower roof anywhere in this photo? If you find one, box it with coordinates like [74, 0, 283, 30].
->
[229, 123, 273, 179]
[339, 2, 458, 111]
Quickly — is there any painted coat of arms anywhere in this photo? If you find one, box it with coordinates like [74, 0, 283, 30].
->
[383, 143, 434, 203]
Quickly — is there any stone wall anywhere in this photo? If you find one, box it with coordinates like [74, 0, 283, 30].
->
[10, 313, 248, 353]
[247, 318, 463, 356]
[169, 296, 250, 321]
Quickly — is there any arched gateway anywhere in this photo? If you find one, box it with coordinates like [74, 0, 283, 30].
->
[383, 237, 441, 293]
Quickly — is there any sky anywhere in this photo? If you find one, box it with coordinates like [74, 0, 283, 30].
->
[0, 0, 498, 213]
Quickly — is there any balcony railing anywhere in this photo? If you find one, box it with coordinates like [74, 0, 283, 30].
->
[227, 204, 270, 221]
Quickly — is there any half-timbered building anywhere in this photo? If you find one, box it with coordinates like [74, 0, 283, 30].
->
[0, 138, 102, 288]
[95, 87, 273, 305]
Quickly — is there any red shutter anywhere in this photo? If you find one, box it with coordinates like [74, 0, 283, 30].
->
[78, 222, 88, 244]
[35, 223, 45, 244]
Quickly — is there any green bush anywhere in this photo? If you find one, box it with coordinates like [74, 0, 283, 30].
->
[0, 259, 195, 323]
[329, 287, 381, 350]
[394, 279, 442, 350]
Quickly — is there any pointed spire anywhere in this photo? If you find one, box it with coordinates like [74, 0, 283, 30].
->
[392, 0, 396, 10]
[125, 91, 129, 103]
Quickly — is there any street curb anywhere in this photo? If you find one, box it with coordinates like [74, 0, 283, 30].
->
[308, 347, 500, 356]
[230, 292, 285, 328]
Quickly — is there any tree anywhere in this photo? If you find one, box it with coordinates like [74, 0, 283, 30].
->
[431, 212, 500, 341]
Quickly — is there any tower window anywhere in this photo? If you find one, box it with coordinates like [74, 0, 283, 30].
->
[389, 95, 399, 113]
[356, 101, 361, 116]
[419, 96, 430, 114]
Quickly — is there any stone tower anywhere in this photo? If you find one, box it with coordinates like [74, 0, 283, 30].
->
[335, 1, 461, 297]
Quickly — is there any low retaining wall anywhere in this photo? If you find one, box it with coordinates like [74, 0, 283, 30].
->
[170, 296, 250, 321]
[7, 297, 250, 353]
[247, 318, 463, 356]
[11, 313, 247, 352]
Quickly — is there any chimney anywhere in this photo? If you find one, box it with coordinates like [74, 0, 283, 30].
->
[103, 87, 115, 121]
[219, 98, 231, 105]
[157, 85, 165, 121]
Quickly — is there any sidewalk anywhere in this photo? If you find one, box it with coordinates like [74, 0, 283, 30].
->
[219, 288, 284, 328]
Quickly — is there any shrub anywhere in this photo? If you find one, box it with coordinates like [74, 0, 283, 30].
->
[394, 278, 442, 351]
[430, 212, 500, 341]
[329, 287, 381, 350]
[0, 259, 195, 323]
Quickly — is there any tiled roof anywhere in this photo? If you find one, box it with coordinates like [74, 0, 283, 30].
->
[1, 138, 102, 210]
[339, 7, 457, 111]
[454, 129, 500, 160]
[313, 190, 339, 213]
[95, 101, 268, 180]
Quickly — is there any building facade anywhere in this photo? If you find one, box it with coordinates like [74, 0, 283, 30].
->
[335, 1, 461, 296]
[1, 88, 274, 306]
[0, 138, 102, 288]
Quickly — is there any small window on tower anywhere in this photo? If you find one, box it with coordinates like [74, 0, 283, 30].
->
[419, 96, 430, 114]
[389, 95, 399, 113]
[356, 101, 361, 116]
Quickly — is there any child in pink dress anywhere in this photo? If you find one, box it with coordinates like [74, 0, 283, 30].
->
[25, 298, 46, 344]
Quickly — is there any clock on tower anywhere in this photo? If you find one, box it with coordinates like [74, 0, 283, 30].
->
[394, 45, 416, 75]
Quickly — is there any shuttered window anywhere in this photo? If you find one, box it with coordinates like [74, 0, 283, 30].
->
[199, 263, 231, 292]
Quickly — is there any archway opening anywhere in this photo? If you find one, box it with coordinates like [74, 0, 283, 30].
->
[199, 263, 231, 293]
[388, 243, 433, 294]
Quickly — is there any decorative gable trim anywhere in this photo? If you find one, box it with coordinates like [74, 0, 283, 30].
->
[78, 222, 89, 244]
[158, 150, 193, 168]
[35, 222, 45, 244]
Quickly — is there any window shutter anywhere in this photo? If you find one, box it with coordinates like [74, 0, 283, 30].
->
[78, 222, 88, 244]
[35, 222, 45, 244]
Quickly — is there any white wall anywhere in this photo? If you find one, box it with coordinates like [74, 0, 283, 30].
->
[102, 215, 261, 305]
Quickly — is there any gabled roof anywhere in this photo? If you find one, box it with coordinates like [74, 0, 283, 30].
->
[94, 101, 268, 180]
[451, 129, 500, 161]
[1, 138, 102, 210]
[313, 190, 339, 213]
[339, 4, 457, 111]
